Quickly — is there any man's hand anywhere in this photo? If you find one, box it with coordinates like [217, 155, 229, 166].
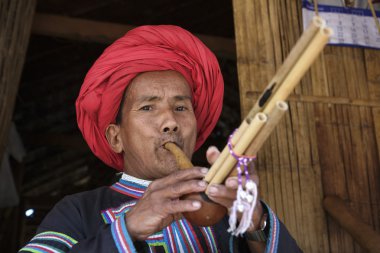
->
[124, 167, 208, 241]
[205, 146, 264, 230]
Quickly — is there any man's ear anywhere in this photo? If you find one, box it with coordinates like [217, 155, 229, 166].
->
[105, 124, 123, 153]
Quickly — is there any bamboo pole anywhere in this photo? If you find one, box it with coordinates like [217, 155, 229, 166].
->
[207, 113, 267, 186]
[245, 101, 288, 155]
[205, 18, 332, 188]
[204, 17, 326, 184]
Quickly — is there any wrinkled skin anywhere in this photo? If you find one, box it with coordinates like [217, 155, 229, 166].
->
[105, 71, 263, 246]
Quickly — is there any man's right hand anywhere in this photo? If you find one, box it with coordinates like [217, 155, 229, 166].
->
[124, 167, 208, 241]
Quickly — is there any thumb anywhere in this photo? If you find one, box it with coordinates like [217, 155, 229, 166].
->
[206, 146, 220, 165]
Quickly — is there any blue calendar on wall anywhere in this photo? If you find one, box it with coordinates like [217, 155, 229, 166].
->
[302, 0, 380, 49]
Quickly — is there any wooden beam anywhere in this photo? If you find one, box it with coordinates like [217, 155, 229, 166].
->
[0, 0, 36, 167]
[31, 13, 236, 59]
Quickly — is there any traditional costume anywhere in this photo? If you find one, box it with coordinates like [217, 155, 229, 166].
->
[20, 25, 302, 253]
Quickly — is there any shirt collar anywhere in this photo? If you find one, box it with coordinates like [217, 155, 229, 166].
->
[110, 173, 152, 199]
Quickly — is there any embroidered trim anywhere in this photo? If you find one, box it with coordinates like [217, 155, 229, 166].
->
[111, 214, 136, 253]
[101, 201, 137, 223]
[106, 175, 220, 253]
[19, 243, 64, 253]
[121, 173, 151, 187]
[19, 231, 78, 253]
[263, 203, 280, 253]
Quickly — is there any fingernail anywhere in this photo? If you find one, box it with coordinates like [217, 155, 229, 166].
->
[227, 178, 238, 187]
[208, 186, 218, 194]
[192, 201, 201, 208]
[200, 167, 208, 174]
[198, 181, 207, 187]
[207, 146, 218, 153]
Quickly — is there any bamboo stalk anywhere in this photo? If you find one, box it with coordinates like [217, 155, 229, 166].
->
[261, 27, 332, 115]
[204, 18, 325, 184]
[245, 101, 289, 155]
[207, 113, 268, 187]
[204, 18, 332, 187]
[249, 16, 326, 117]
[203, 121, 249, 182]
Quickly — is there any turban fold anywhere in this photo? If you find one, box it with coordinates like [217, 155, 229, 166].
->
[76, 25, 224, 171]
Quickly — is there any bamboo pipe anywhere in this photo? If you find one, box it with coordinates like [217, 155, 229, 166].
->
[206, 21, 332, 188]
[261, 26, 332, 115]
[164, 142, 227, 226]
[323, 196, 380, 253]
[203, 120, 248, 183]
[204, 16, 325, 182]
[245, 101, 288, 155]
[207, 113, 268, 186]
[204, 17, 331, 185]
[249, 16, 325, 117]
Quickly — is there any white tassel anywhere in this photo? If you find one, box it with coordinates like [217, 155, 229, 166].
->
[228, 179, 258, 236]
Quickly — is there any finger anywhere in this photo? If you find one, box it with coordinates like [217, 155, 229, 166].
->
[207, 184, 236, 199]
[225, 173, 260, 188]
[206, 146, 220, 165]
[162, 198, 203, 214]
[154, 179, 208, 199]
[206, 184, 237, 209]
[149, 167, 208, 191]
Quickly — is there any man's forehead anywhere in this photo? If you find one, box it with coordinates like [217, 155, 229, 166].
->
[126, 71, 192, 100]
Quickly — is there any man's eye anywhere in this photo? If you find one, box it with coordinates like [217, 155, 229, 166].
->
[140, 105, 153, 111]
[176, 106, 187, 111]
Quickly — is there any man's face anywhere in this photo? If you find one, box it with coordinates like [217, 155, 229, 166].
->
[116, 70, 197, 180]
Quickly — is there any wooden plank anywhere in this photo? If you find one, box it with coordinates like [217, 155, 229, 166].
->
[31, 13, 236, 59]
[0, 0, 36, 169]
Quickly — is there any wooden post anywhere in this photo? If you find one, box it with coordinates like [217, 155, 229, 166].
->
[0, 0, 36, 160]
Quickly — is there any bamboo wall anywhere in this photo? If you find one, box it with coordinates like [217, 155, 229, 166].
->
[232, 0, 380, 252]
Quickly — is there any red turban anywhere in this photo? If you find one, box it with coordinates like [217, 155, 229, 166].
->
[76, 25, 224, 171]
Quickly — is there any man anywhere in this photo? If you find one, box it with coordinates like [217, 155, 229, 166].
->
[20, 25, 301, 252]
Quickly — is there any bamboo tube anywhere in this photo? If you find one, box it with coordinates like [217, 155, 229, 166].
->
[207, 113, 268, 187]
[245, 101, 288, 155]
[207, 22, 331, 184]
[323, 196, 380, 253]
[203, 121, 249, 182]
[250, 16, 326, 116]
[204, 17, 330, 185]
[261, 26, 333, 115]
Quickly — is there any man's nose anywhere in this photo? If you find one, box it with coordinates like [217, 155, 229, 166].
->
[161, 111, 179, 133]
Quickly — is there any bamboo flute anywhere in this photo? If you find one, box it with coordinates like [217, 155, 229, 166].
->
[206, 18, 332, 188]
[260, 26, 332, 115]
[245, 101, 288, 155]
[249, 16, 325, 117]
[207, 113, 267, 185]
[203, 16, 326, 184]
